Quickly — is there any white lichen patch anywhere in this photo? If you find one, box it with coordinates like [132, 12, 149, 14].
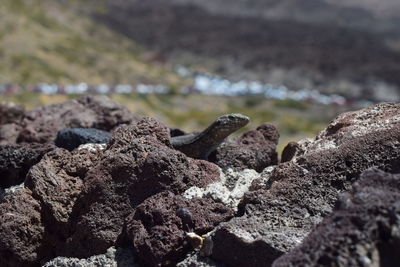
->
[183, 168, 261, 210]
[77, 143, 107, 152]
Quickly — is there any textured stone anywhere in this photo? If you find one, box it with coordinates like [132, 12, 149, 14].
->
[209, 103, 400, 267]
[273, 169, 400, 266]
[0, 144, 54, 188]
[43, 247, 139, 267]
[183, 168, 260, 211]
[64, 118, 220, 258]
[0, 189, 45, 267]
[17, 95, 140, 144]
[210, 123, 279, 172]
[54, 128, 111, 150]
[0, 102, 25, 125]
[126, 191, 234, 267]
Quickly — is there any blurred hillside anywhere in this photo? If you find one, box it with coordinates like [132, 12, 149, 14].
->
[0, 0, 184, 86]
[84, 0, 400, 101]
[1, 0, 400, 101]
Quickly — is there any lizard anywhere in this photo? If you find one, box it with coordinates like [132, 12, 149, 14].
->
[171, 113, 249, 159]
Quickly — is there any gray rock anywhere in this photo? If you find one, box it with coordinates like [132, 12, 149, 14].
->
[42, 247, 139, 267]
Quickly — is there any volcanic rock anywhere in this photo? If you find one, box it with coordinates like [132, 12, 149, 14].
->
[0, 189, 45, 267]
[43, 246, 139, 267]
[0, 101, 25, 125]
[210, 123, 279, 172]
[54, 128, 111, 150]
[17, 95, 140, 144]
[273, 169, 400, 266]
[126, 191, 234, 267]
[0, 144, 54, 188]
[207, 103, 400, 267]
[64, 118, 221, 258]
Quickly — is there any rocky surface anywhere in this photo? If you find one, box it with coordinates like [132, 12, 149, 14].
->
[204, 102, 400, 266]
[43, 247, 139, 267]
[15, 95, 139, 144]
[210, 123, 279, 172]
[0, 144, 54, 188]
[127, 191, 234, 266]
[1, 99, 400, 267]
[54, 128, 112, 150]
[273, 169, 400, 266]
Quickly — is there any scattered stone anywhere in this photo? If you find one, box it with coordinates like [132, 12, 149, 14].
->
[64, 119, 221, 258]
[183, 168, 260, 210]
[42, 246, 139, 267]
[17, 95, 140, 144]
[273, 169, 400, 266]
[54, 128, 112, 150]
[126, 191, 234, 267]
[208, 103, 400, 267]
[0, 144, 54, 188]
[210, 123, 279, 172]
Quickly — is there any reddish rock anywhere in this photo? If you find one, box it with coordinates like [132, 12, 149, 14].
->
[209, 103, 400, 267]
[64, 119, 221, 257]
[0, 189, 45, 267]
[273, 169, 400, 266]
[210, 123, 279, 172]
[126, 191, 234, 267]
[25, 146, 104, 238]
[0, 144, 54, 188]
[17, 95, 140, 144]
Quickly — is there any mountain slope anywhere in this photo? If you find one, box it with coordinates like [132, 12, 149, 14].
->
[0, 0, 183, 86]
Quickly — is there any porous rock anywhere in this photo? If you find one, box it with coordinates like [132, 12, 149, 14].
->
[17, 95, 140, 144]
[210, 123, 279, 172]
[0, 101, 25, 125]
[0, 189, 45, 267]
[54, 128, 112, 150]
[0, 144, 54, 188]
[43, 246, 139, 267]
[208, 103, 400, 267]
[126, 191, 234, 267]
[183, 168, 261, 211]
[64, 118, 221, 258]
[273, 169, 400, 266]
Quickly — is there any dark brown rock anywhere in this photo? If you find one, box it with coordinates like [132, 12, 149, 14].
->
[126, 191, 234, 267]
[273, 169, 400, 267]
[210, 123, 279, 172]
[64, 118, 220, 258]
[209, 103, 400, 267]
[0, 102, 25, 125]
[17, 95, 140, 144]
[0, 189, 45, 267]
[0, 144, 54, 188]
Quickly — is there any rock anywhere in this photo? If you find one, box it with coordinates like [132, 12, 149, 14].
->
[183, 168, 260, 211]
[126, 191, 234, 267]
[208, 103, 400, 267]
[0, 144, 54, 188]
[17, 95, 140, 144]
[54, 128, 112, 150]
[273, 169, 400, 266]
[64, 118, 221, 258]
[42, 246, 139, 267]
[0, 189, 45, 267]
[177, 252, 225, 267]
[25, 146, 103, 239]
[0, 102, 25, 125]
[0, 123, 22, 144]
[210, 123, 279, 172]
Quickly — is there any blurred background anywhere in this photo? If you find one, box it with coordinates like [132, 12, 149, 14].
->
[1, 0, 400, 151]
